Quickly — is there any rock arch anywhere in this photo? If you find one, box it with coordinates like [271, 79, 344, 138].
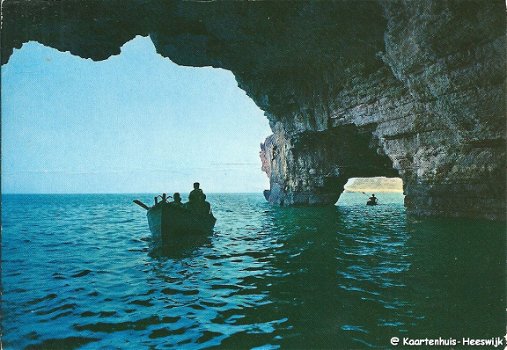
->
[2, 0, 505, 219]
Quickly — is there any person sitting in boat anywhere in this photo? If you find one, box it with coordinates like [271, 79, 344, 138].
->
[202, 194, 211, 215]
[187, 183, 211, 215]
[368, 194, 378, 205]
[169, 192, 185, 208]
[189, 182, 205, 203]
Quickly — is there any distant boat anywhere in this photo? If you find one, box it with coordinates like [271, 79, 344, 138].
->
[134, 194, 216, 240]
[362, 192, 378, 206]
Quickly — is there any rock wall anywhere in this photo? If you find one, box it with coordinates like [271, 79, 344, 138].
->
[2, 0, 505, 219]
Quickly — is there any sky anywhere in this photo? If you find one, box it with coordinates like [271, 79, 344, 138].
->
[1, 36, 272, 194]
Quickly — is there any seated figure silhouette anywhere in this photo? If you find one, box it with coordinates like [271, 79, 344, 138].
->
[202, 194, 211, 215]
[187, 182, 209, 214]
[189, 182, 204, 202]
[169, 192, 184, 208]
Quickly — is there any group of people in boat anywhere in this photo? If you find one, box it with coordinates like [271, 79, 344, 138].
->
[167, 182, 212, 215]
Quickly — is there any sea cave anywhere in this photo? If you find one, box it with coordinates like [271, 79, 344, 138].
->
[2, 0, 505, 220]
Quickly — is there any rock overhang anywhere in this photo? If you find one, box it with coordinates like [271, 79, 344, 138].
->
[2, 0, 505, 220]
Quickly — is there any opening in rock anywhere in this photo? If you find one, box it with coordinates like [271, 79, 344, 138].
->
[337, 177, 404, 206]
[2, 36, 271, 194]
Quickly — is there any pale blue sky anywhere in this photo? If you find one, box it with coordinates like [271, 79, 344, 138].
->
[1, 36, 272, 194]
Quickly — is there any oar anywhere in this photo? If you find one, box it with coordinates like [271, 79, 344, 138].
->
[133, 199, 150, 210]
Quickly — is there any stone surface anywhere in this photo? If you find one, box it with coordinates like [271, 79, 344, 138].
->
[2, 0, 505, 219]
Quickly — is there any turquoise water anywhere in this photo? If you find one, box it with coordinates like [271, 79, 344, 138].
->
[2, 193, 505, 349]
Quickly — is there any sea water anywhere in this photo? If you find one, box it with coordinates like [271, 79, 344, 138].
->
[2, 193, 505, 349]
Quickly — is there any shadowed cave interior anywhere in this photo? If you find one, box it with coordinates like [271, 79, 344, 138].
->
[2, 0, 505, 219]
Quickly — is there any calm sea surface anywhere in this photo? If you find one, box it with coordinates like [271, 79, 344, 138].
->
[2, 193, 505, 349]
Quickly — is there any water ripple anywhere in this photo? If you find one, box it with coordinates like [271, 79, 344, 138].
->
[2, 193, 505, 349]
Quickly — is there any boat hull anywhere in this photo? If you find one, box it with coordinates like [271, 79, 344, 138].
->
[147, 203, 216, 240]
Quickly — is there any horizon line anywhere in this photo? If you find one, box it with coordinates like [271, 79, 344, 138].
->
[1, 191, 266, 195]
[2, 190, 405, 195]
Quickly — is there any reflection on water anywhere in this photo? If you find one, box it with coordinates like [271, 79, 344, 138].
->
[2, 193, 505, 349]
[263, 202, 505, 348]
[150, 234, 212, 259]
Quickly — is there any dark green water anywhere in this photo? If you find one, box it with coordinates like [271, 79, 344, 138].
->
[2, 193, 505, 349]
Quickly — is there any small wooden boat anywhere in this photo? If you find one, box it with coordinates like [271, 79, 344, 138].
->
[361, 192, 378, 206]
[134, 194, 216, 240]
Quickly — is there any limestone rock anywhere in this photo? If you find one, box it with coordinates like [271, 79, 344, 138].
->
[2, 0, 505, 219]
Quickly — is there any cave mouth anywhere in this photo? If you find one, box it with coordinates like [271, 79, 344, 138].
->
[2, 36, 271, 194]
[336, 177, 404, 205]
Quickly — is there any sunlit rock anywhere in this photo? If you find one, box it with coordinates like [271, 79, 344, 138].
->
[344, 178, 403, 193]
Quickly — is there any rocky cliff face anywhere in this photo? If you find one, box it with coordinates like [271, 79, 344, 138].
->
[2, 0, 505, 219]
